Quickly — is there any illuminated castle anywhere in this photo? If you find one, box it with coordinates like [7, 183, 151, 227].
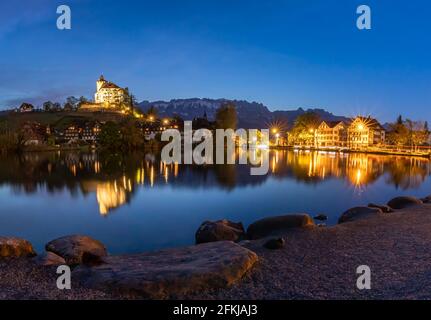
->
[80, 75, 130, 111]
[94, 75, 129, 105]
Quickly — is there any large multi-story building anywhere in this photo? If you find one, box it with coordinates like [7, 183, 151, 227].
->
[316, 121, 348, 147]
[80, 76, 130, 111]
[94, 75, 129, 105]
[314, 117, 386, 149]
[347, 116, 386, 149]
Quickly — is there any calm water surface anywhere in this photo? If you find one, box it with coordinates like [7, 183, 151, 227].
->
[0, 150, 430, 254]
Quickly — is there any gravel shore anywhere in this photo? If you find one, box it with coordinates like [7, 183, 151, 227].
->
[1, 203, 431, 300]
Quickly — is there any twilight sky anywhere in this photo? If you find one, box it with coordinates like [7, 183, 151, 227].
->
[0, 0, 430, 122]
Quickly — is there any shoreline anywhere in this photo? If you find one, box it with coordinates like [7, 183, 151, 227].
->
[270, 145, 431, 159]
[1, 195, 431, 299]
[11, 146, 431, 160]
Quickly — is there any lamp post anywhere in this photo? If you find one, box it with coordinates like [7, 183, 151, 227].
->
[271, 128, 279, 147]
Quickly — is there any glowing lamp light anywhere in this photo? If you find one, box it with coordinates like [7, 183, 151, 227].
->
[357, 124, 365, 131]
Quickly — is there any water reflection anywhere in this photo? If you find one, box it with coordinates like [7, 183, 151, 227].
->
[0, 150, 429, 215]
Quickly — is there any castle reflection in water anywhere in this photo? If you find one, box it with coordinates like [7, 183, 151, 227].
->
[0, 150, 429, 215]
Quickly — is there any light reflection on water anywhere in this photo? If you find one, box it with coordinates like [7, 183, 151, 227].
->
[0, 150, 430, 253]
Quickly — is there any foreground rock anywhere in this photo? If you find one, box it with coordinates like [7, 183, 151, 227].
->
[73, 241, 258, 299]
[45, 235, 107, 265]
[0, 237, 36, 258]
[195, 220, 245, 244]
[387, 196, 422, 209]
[263, 238, 285, 250]
[338, 207, 383, 224]
[247, 214, 315, 240]
[368, 203, 394, 213]
[33, 251, 66, 266]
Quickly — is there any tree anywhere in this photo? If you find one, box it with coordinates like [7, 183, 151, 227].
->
[290, 111, 321, 145]
[78, 96, 88, 107]
[98, 122, 122, 151]
[65, 96, 79, 110]
[120, 120, 144, 150]
[63, 102, 74, 111]
[215, 102, 237, 130]
[43, 101, 54, 112]
[53, 102, 62, 112]
[146, 106, 158, 119]
[0, 123, 26, 153]
[387, 116, 408, 146]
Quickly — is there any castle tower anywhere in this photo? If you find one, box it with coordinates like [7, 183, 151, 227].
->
[96, 75, 106, 92]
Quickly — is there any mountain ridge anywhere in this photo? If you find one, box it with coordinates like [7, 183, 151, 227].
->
[138, 98, 350, 129]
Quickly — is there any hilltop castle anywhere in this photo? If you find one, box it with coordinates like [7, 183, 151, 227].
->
[80, 75, 130, 111]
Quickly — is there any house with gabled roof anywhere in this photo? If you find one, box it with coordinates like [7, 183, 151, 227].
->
[316, 120, 348, 147]
[348, 116, 386, 148]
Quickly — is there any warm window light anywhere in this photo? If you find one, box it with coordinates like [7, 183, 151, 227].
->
[357, 124, 365, 130]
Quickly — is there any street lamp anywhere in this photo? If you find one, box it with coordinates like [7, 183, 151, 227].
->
[275, 133, 280, 146]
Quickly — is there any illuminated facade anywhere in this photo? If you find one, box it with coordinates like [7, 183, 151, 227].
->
[348, 117, 386, 149]
[94, 75, 129, 105]
[316, 121, 348, 147]
[80, 75, 130, 111]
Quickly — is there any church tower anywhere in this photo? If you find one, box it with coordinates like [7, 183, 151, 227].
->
[96, 75, 106, 92]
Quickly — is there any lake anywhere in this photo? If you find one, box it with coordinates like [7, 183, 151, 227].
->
[0, 150, 430, 254]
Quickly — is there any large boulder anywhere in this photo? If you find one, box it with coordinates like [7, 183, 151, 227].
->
[32, 251, 66, 266]
[338, 207, 383, 224]
[387, 196, 422, 210]
[195, 220, 245, 244]
[247, 214, 315, 240]
[73, 241, 258, 299]
[368, 203, 394, 213]
[45, 235, 107, 265]
[0, 237, 36, 258]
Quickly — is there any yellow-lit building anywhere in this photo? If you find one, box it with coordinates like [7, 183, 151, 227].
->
[316, 121, 348, 147]
[348, 116, 386, 149]
[94, 75, 129, 105]
[80, 75, 130, 111]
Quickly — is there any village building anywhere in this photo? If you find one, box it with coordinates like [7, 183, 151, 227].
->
[348, 116, 386, 148]
[20, 122, 46, 145]
[81, 122, 102, 142]
[316, 121, 348, 148]
[17, 103, 34, 113]
[64, 125, 81, 142]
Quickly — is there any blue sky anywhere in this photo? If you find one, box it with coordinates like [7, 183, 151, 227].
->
[0, 0, 430, 122]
